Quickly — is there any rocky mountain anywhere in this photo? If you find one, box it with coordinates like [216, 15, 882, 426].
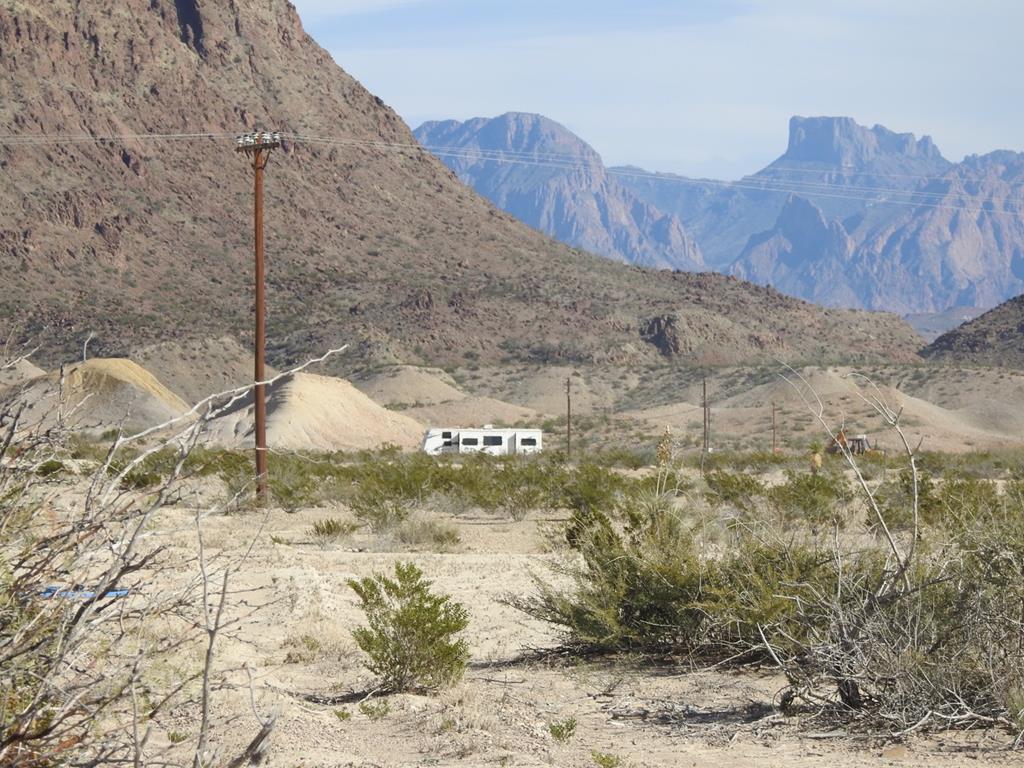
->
[731, 195, 858, 307]
[0, 0, 921, 371]
[615, 116, 951, 268]
[418, 111, 1022, 317]
[921, 293, 1024, 367]
[729, 151, 1024, 313]
[413, 113, 703, 271]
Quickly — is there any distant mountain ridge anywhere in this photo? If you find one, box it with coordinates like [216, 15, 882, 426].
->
[417, 112, 1024, 318]
[414, 113, 704, 271]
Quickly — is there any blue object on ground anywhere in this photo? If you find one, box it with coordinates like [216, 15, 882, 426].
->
[40, 585, 131, 600]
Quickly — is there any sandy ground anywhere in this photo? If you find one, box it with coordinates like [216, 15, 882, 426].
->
[15, 348, 1024, 454]
[141, 500, 1021, 767]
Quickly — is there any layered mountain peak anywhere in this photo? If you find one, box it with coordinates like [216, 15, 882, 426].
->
[414, 113, 704, 270]
[783, 115, 944, 167]
[416, 113, 604, 180]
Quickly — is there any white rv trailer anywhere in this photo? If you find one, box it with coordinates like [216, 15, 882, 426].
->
[421, 426, 543, 457]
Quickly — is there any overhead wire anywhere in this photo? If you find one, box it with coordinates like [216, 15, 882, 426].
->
[283, 132, 1024, 219]
[1, 129, 1023, 218]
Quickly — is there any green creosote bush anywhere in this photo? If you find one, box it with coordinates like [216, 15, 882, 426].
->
[518, 445, 1024, 733]
[358, 699, 390, 720]
[525, 491, 844, 656]
[310, 517, 358, 544]
[702, 469, 765, 509]
[547, 716, 577, 743]
[348, 562, 470, 693]
[591, 751, 623, 768]
[394, 517, 461, 551]
[766, 470, 852, 527]
[35, 459, 65, 477]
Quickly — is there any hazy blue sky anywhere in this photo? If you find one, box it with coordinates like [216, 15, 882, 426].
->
[290, 0, 1023, 179]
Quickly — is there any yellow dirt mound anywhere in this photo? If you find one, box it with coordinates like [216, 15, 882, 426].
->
[10, 358, 191, 434]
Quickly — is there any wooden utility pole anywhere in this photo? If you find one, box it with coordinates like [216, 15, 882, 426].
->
[702, 378, 709, 455]
[772, 402, 778, 453]
[565, 375, 572, 461]
[236, 130, 281, 503]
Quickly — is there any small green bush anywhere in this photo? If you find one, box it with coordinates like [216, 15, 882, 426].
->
[310, 517, 358, 543]
[35, 459, 65, 477]
[547, 716, 577, 743]
[348, 562, 469, 692]
[767, 470, 851, 527]
[358, 699, 390, 720]
[591, 751, 623, 768]
[395, 517, 461, 551]
[703, 470, 765, 509]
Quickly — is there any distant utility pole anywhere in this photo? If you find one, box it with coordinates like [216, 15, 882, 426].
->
[236, 130, 281, 503]
[772, 402, 778, 453]
[565, 375, 572, 461]
[702, 378, 709, 454]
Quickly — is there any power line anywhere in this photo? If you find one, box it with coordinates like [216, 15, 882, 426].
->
[2, 129, 1023, 218]
[284, 133, 1024, 219]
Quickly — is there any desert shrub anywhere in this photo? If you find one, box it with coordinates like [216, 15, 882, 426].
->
[937, 474, 1002, 521]
[557, 462, 630, 517]
[35, 459, 65, 477]
[875, 467, 943, 530]
[350, 488, 414, 532]
[702, 469, 765, 509]
[490, 461, 552, 520]
[310, 517, 358, 544]
[527, 493, 712, 651]
[591, 750, 623, 768]
[547, 716, 576, 743]
[348, 562, 469, 692]
[358, 699, 391, 720]
[767, 470, 852, 527]
[395, 517, 461, 551]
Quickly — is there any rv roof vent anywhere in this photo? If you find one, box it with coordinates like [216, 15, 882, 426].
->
[483, 424, 494, 429]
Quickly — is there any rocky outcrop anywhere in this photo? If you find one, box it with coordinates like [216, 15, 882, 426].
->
[921, 293, 1024, 367]
[640, 315, 682, 357]
[784, 116, 943, 167]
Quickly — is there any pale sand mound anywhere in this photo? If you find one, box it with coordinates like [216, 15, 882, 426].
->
[132, 336, 278, 406]
[404, 395, 541, 429]
[204, 372, 424, 452]
[622, 375, 1024, 453]
[469, 365, 618, 415]
[9, 358, 191, 434]
[353, 365, 465, 407]
[0, 358, 45, 393]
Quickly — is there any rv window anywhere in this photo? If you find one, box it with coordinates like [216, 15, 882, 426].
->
[483, 435, 503, 446]
[442, 431, 452, 439]
[520, 437, 537, 446]
[460, 437, 479, 446]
